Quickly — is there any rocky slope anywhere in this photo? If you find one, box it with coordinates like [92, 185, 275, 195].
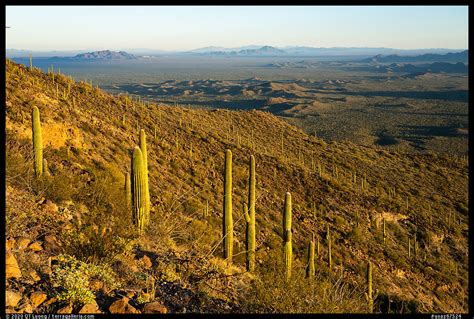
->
[5, 59, 468, 314]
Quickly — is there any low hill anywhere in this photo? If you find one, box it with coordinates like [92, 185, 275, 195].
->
[360, 50, 468, 63]
[5, 60, 468, 314]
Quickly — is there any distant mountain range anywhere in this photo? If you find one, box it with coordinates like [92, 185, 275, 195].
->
[194, 45, 287, 56]
[7, 46, 467, 58]
[186, 46, 466, 57]
[360, 50, 468, 63]
[10, 50, 138, 62]
[73, 50, 137, 60]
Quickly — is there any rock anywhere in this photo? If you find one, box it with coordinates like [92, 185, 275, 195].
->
[28, 241, 43, 252]
[6, 237, 16, 250]
[140, 255, 152, 269]
[43, 235, 61, 251]
[6, 290, 22, 307]
[108, 297, 139, 314]
[17, 302, 33, 313]
[30, 291, 48, 307]
[17, 237, 31, 249]
[57, 304, 73, 314]
[79, 300, 101, 313]
[29, 270, 41, 282]
[142, 301, 168, 314]
[6, 251, 22, 279]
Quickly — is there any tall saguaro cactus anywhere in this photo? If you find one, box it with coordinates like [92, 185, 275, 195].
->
[223, 149, 233, 263]
[139, 129, 150, 225]
[32, 106, 43, 177]
[306, 234, 315, 279]
[131, 147, 147, 235]
[246, 155, 256, 271]
[366, 261, 374, 313]
[283, 192, 292, 280]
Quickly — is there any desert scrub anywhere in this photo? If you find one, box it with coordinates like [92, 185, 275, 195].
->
[242, 256, 365, 313]
[61, 222, 134, 264]
[51, 254, 120, 308]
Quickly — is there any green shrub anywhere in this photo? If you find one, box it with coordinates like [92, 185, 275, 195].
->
[51, 254, 120, 307]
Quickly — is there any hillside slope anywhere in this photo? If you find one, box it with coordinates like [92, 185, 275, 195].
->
[5, 59, 468, 314]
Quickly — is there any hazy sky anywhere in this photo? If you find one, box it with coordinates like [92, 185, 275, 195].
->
[6, 6, 469, 51]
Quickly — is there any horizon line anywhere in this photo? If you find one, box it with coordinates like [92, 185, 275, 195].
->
[6, 45, 468, 52]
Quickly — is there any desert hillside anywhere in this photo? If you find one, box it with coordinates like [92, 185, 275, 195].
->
[5, 59, 468, 314]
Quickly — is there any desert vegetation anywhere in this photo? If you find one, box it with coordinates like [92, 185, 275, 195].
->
[5, 59, 468, 314]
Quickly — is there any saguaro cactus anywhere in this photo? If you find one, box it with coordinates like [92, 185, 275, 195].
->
[131, 147, 147, 235]
[366, 261, 374, 313]
[246, 155, 256, 272]
[125, 172, 131, 209]
[223, 149, 233, 263]
[283, 192, 292, 280]
[327, 225, 332, 271]
[32, 106, 43, 177]
[306, 234, 315, 279]
[139, 129, 150, 225]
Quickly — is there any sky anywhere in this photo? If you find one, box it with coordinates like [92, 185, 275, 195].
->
[5, 6, 469, 51]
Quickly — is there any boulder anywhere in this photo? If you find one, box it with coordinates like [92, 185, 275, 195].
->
[17, 302, 33, 313]
[108, 297, 139, 314]
[57, 304, 73, 314]
[140, 255, 153, 269]
[43, 235, 61, 251]
[28, 241, 43, 252]
[29, 270, 41, 282]
[30, 291, 48, 307]
[79, 300, 101, 313]
[142, 301, 168, 314]
[17, 237, 31, 249]
[6, 237, 16, 250]
[6, 290, 22, 307]
[6, 251, 22, 279]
